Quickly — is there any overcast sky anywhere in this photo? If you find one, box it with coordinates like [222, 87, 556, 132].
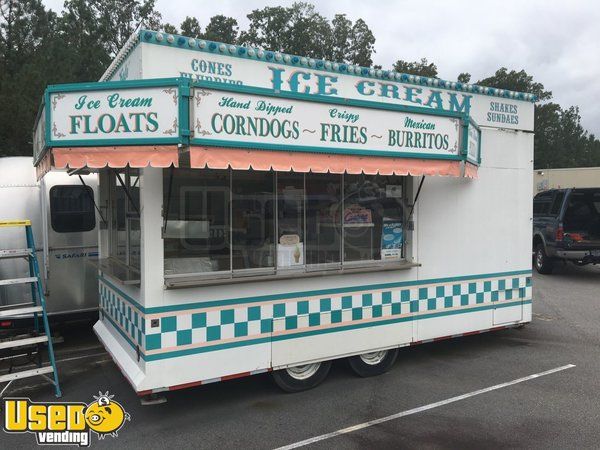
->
[43, 0, 600, 135]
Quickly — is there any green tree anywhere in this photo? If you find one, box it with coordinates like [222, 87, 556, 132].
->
[239, 2, 374, 65]
[392, 58, 438, 77]
[59, 0, 112, 81]
[96, 0, 161, 56]
[348, 18, 375, 67]
[180, 16, 201, 39]
[457, 72, 471, 83]
[162, 23, 178, 34]
[330, 14, 351, 62]
[202, 14, 238, 43]
[0, 0, 60, 156]
[477, 67, 551, 101]
[240, 3, 331, 59]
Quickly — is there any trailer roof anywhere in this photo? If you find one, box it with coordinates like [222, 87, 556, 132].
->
[100, 29, 537, 102]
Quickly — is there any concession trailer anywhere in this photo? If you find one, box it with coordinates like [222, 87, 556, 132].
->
[32, 29, 534, 395]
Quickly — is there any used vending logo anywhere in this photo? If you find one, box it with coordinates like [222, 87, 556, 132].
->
[2, 392, 130, 446]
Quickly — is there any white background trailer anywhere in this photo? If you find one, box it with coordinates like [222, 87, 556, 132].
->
[35, 29, 534, 395]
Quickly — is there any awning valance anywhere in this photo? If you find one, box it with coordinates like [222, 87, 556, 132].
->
[190, 146, 477, 178]
[52, 146, 179, 169]
[38, 145, 477, 179]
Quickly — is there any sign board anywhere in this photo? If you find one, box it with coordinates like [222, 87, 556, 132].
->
[467, 121, 481, 163]
[47, 85, 181, 146]
[192, 88, 462, 159]
[136, 33, 534, 132]
[381, 219, 403, 260]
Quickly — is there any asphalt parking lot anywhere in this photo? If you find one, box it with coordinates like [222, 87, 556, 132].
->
[3, 263, 600, 449]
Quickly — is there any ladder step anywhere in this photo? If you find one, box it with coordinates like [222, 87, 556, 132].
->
[0, 249, 31, 259]
[0, 366, 53, 383]
[0, 277, 38, 287]
[0, 334, 48, 350]
[0, 306, 43, 318]
[0, 302, 32, 310]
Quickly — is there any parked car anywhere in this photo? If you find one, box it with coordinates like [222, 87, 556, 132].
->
[533, 188, 600, 273]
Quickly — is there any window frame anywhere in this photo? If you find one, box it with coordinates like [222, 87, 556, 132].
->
[107, 169, 141, 272]
[49, 184, 96, 233]
[162, 169, 411, 286]
[533, 191, 554, 217]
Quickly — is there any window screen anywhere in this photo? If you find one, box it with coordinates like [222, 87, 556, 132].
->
[50, 185, 96, 233]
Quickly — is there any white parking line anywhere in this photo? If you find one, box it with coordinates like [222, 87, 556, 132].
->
[275, 364, 576, 450]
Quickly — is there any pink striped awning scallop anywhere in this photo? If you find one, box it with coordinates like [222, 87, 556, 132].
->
[51, 146, 179, 170]
[190, 146, 477, 178]
[38, 145, 478, 179]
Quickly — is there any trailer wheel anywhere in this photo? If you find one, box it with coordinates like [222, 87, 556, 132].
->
[534, 243, 554, 274]
[272, 361, 332, 393]
[347, 348, 398, 377]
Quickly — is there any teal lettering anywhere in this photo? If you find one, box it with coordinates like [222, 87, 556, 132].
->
[83, 115, 97, 134]
[356, 80, 375, 96]
[211, 113, 223, 133]
[269, 66, 285, 91]
[115, 114, 131, 133]
[289, 71, 311, 94]
[97, 114, 115, 133]
[69, 116, 81, 134]
[146, 112, 158, 132]
[75, 96, 86, 110]
[448, 93, 471, 114]
[379, 83, 400, 99]
[404, 87, 423, 105]
[316, 74, 338, 96]
[424, 91, 444, 110]
[129, 112, 143, 132]
[107, 93, 119, 108]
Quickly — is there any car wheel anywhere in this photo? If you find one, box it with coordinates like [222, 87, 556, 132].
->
[347, 348, 399, 377]
[272, 360, 332, 393]
[534, 243, 554, 274]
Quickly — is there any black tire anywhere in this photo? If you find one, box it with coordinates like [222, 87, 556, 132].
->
[347, 348, 399, 377]
[534, 243, 554, 274]
[272, 360, 332, 393]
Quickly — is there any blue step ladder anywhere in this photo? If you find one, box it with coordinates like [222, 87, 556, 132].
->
[0, 220, 61, 398]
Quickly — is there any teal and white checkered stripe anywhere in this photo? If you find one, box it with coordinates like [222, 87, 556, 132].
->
[142, 274, 531, 354]
[99, 280, 144, 349]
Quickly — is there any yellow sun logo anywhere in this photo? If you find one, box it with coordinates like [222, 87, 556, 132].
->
[84, 392, 130, 439]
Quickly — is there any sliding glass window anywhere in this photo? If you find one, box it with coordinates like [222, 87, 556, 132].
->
[343, 175, 405, 263]
[109, 169, 140, 270]
[305, 173, 343, 267]
[277, 173, 305, 269]
[231, 171, 275, 272]
[163, 169, 230, 275]
[163, 169, 406, 281]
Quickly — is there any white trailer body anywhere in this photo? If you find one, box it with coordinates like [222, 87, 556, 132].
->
[34, 30, 534, 395]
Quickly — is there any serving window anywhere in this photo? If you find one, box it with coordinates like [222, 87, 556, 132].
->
[162, 168, 410, 284]
[108, 169, 140, 271]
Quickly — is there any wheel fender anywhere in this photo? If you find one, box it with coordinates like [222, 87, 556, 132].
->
[533, 232, 546, 250]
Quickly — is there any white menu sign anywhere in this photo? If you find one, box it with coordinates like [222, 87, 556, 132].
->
[192, 88, 462, 158]
[49, 86, 180, 143]
[140, 39, 534, 131]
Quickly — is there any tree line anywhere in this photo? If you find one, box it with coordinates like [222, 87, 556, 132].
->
[1, 0, 598, 169]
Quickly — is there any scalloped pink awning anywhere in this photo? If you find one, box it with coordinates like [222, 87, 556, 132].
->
[37, 145, 478, 179]
[51, 146, 179, 169]
[190, 146, 477, 178]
